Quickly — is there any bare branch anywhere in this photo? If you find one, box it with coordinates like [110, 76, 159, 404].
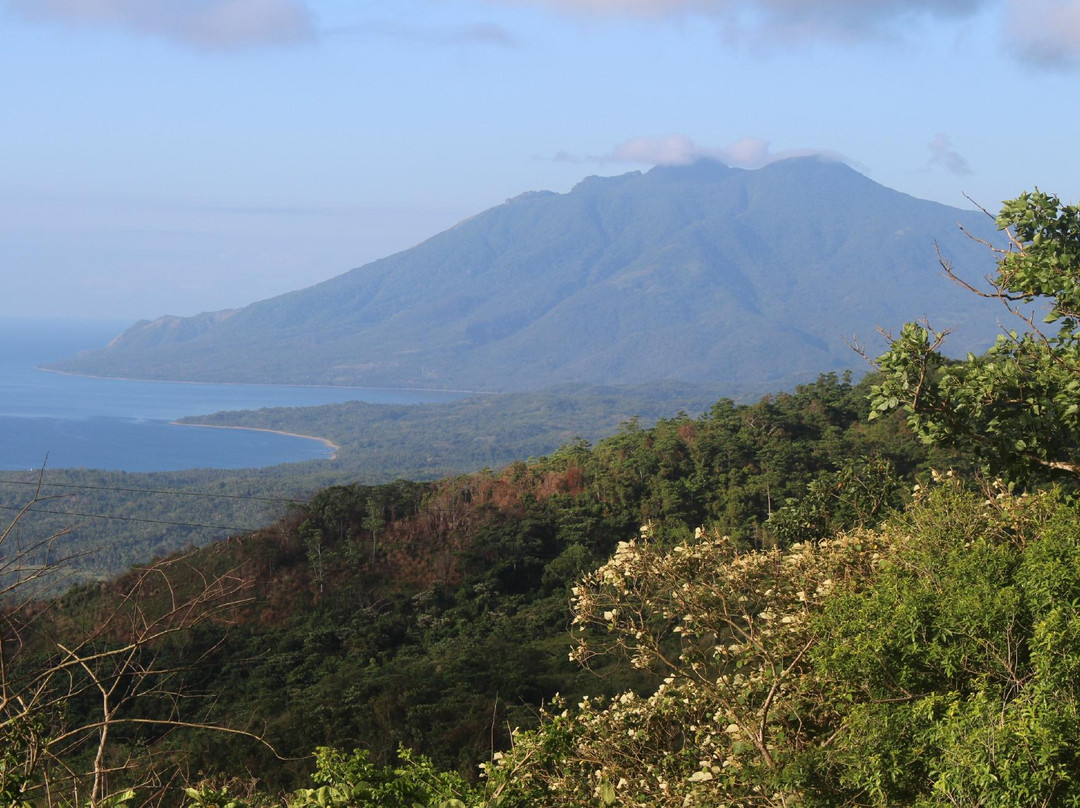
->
[0, 498, 276, 806]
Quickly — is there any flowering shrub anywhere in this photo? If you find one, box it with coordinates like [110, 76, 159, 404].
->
[487, 482, 1080, 806]
[485, 523, 885, 806]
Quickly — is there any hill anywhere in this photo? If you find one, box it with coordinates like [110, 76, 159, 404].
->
[12, 373, 928, 788]
[48, 157, 1003, 392]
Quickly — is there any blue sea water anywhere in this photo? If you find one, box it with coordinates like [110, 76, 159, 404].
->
[0, 319, 466, 472]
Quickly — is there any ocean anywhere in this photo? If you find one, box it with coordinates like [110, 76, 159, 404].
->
[0, 318, 465, 472]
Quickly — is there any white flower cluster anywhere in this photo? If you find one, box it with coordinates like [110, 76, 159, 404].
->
[486, 524, 887, 806]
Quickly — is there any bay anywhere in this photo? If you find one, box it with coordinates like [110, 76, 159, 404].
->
[0, 318, 467, 472]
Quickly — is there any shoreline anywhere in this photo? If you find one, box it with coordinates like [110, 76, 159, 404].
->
[37, 366, 491, 396]
[171, 422, 341, 460]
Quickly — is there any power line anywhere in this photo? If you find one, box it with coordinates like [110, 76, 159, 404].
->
[0, 478, 310, 505]
[0, 503, 260, 533]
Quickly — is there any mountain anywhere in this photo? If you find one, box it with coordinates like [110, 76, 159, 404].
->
[51, 157, 1004, 393]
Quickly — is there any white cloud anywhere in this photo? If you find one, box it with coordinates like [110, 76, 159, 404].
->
[595, 134, 844, 169]
[720, 136, 774, 167]
[1005, 0, 1080, 67]
[488, 0, 984, 39]
[5, 0, 316, 50]
[487, 0, 1080, 64]
[609, 133, 707, 165]
[927, 133, 972, 176]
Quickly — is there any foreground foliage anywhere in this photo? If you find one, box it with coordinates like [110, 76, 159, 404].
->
[815, 482, 1080, 806]
[485, 523, 883, 806]
[872, 190, 1080, 489]
[486, 484, 1080, 807]
[0, 493, 266, 808]
[184, 747, 477, 808]
[156, 484, 1080, 808]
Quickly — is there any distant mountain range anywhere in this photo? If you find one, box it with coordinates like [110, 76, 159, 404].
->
[52, 157, 1005, 394]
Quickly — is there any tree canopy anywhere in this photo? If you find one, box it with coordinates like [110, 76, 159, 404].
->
[485, 483, 1080, 807]
[871, 190, 1080, 489]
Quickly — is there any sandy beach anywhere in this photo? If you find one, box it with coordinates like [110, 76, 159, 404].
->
[171, 422, 341, 460]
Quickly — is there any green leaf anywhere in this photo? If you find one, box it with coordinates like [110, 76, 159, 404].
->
[599, 780, 617, 805]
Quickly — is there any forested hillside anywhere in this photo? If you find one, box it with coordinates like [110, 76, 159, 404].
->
[4, 371, 928, 799]
[0, 382, 725, 586]
[6, 190, 1080, 807]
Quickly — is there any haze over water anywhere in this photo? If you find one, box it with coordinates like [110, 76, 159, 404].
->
[0, 319, 465, 472]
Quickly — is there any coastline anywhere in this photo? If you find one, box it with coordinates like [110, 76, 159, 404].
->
[37, 366, 490, 396]
[171, 422, 341, 460]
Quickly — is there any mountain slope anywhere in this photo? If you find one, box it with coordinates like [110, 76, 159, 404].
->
[51, 157, 1003, 392]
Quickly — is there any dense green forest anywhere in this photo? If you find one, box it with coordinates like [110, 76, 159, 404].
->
[4, 371, 923, 801]
[0, 381, 725, 586]
[5, 190, 1080, 807]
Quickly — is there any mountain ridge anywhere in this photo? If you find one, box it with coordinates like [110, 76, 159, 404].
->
[50, 157, 1004, 393]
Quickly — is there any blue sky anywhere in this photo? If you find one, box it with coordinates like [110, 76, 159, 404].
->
[2, 0, 1079, 321]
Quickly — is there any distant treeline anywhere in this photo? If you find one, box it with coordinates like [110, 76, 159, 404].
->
[0, 381, 727, 586]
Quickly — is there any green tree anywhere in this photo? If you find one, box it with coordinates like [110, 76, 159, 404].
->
[182, 746, 477, 808]
[814, 483, 1080, 807]
[871, 190, 1080, 489]
[486, 483, 1080, 807]
[767, 455, 905, 545]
